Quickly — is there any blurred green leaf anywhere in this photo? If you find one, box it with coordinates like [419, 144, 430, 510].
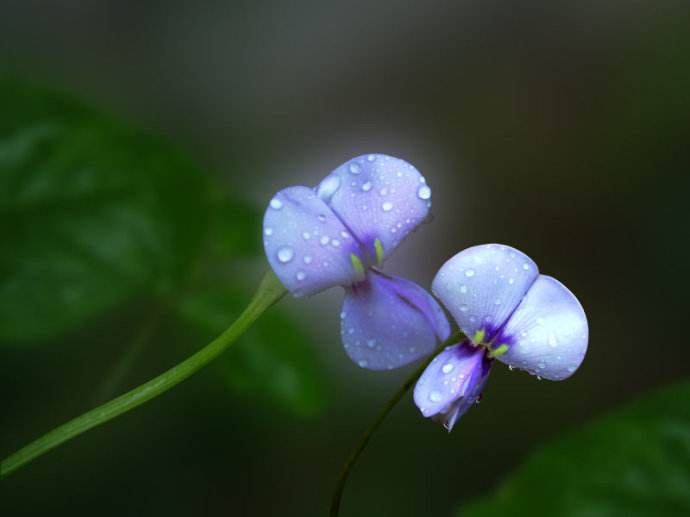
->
[0, 80, 213, 343]
[178, 286, 326, 416]
[208, 193, 262, 259]
[457, 382, 690, 517]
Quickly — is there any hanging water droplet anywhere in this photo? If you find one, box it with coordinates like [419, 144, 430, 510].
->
[442, 363, 454, 374]
[361, 181, 372, 192]
[567, 366, 576, 373]
[508, 365, 514, 371]
[429, 391, 442, 403]
[465, 269, 475, 277]
[382, 201, 393, 212]
[358, 359, 368, 368]
[417, 185, 431, 200]
[270, 198, 283, 210]
[419, 176, 426, 183]
[277, 246, 294, 263]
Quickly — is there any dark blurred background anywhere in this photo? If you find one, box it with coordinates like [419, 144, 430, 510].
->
[1, 1, 689, 516]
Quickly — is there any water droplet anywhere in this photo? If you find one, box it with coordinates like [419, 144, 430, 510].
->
[340, 231, 350, 238]
[340, 311, 347, 319]
[429, 391, 443, 403]
[548, 333, 558, 347]
[459, 304, 469, 312]
[264, 227, 273, 236]
[332, 239, 341, 247]
[508, 278, 515, 284]
[460, 285, 468, 293]
[419, 176, 426, 183]
[320, 236, 330, 245]
[508, 365, 514, 371]
[465, 269, 475, 277]
[538, 362, 546, 370]
[379, 187, 388, 196]
[270, 198, 283, 210]
[442, 363, 454, 374]
[536, 375, 542, 381]
[361, 181, 372, 192]
[358, 359, 368, 368]
[317, 214, 327, 223]
[567, 366, 576, 373]
[277, 246, 294, 263]
[349, 162, 361, 174]
[522, 263, 530, 270]
[417, 185, 431, 200]
[302, 231, 311, 240]
[367, 154, 376, 162]
[296, 271, 306, 281]
[348, 327, 355, 335]
[317, 175, 341, 200]
[382, 201, 393, 212]
[494, 299, 502, 306]
[366, 339, 376, 349]
[303, 255, 312, 264]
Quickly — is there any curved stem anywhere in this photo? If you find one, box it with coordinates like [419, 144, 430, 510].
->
[330, 331, 465, 516]
[0, 271, 286, 480]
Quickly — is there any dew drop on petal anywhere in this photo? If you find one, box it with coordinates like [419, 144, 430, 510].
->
[417, 185, 431, 200]
[382, 201, 393, 212]
[320, 236, 330, 246]
[460, 285, 468, 293]
[366, 339, 376, 349]
[332, 239, 341, 247]
[349, 162, 362, 174]
[303, 255, 312, 264]
[317, 214, 326, 223]
[429, 391, 443, 403]
[264, 227, 273, 236]
[358, 359, 368, 368]
[459, 304, 469, 312]
[548, 333, 558, 347]
[442, 363, 454, 374]
[361, 181, 372, 192]
[367, 154, 376, 162]
[302, 231, 311, 240]
[296, 271, 306, 281]
[277, 246, 294, 263]
[465, 269, 476, 277]
[270, 198, 283, 210]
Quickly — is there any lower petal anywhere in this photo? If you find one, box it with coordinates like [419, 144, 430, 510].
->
[340, 271, 450, 370]
[413, 342, 491, 430]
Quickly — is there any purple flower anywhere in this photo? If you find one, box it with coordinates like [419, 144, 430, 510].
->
[414, 244, 588, 430]
[263, 154, 450, 370]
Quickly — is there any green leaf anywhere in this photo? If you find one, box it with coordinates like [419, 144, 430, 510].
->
[178, 286, 326, 416]
[457, 382, 690, 517]
[0, 80, 211, 343]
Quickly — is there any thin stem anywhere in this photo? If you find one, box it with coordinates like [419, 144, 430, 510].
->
[330, 331, 465, 517]
[0, 271, 286, 480]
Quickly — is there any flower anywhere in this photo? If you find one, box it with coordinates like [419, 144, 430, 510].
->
[414, 244, 588, 430]
[263, 154, 450, 370]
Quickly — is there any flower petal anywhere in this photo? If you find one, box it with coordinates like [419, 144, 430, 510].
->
[320, 154, 431, 265]
[341, 271, 450, 370]
[263, 186, 364, 297]
[432, 244, 539, 343]
[413, 342, 491, 430]
[493, 275, 588, 380]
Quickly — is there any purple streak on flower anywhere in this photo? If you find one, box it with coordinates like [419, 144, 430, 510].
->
[341, 271, 451, 370]
[415, 244, 588, 429]
[413, 342, 491, 431]
[263, 154, 446, 370]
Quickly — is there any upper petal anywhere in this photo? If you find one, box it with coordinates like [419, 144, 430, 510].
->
[341, 271, 450, 371]
[432, 244, 539, 343]
[493, 275, 588, 380]
[413, 342, 491, 430]
[320, 154, 431, 265]
[263, 186, 364, 297]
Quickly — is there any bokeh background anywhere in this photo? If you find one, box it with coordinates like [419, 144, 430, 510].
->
[2, 1, 690, 516]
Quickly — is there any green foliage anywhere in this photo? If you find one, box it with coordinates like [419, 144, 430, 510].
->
[0, 80, 209, 343]
[0, 79, 324, 416]
[457, 382, 690, 517]
[179, 286, 326, 416]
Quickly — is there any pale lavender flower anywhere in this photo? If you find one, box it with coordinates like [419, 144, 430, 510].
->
[414, 244, 588, 430]
[263, 154, 450, 370]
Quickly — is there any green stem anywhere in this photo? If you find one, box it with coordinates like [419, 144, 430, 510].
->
[329, 331, 465, 517]
[0, 271, 286, 480]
